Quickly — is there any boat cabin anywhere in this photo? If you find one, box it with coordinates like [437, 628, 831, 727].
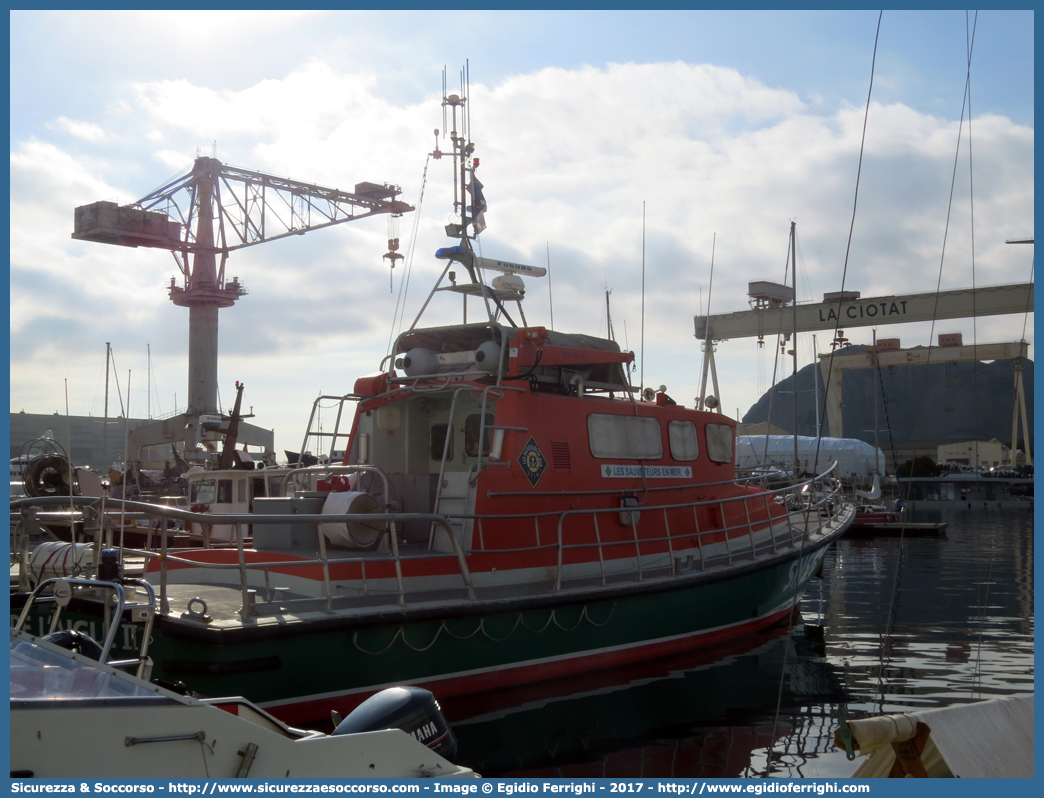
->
[185, 459, 294, 543]
[269, 321, 762, 568]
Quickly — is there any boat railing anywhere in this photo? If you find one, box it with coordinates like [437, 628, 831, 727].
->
[11, 495, 475, 617]
[445, 462, 844, 590]
[294, 393, 362, 467]
[484, 469, 795, 499]
[13, 576, 157, 679]
[12, 464, 846, 615]
[548, 463, 844, 590]
[430, 384, 524, 539]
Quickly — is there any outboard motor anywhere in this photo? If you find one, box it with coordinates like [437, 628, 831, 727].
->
[38, 630, 104, 661]
[332, 686, 457, 761]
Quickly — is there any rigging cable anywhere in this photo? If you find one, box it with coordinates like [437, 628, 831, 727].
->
[758, 237, 795, 466]
[547, 242, 555, 330]
[961, 9, 993, 702]
[386, 154, 432, 359]
[874, 9, 979, 715]
[763, 11, 884, 776]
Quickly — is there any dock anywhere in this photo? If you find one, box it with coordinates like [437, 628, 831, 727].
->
[846, 521, 947, 537]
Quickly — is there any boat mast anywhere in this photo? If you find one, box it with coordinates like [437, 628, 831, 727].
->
[812, 333, 820, 437]
[872, 329, 881, 477]
[697, 234, 718, 411]
[409, 64, 516, 333]
[790, 221, 799, 476]
[104, 342, 111, 465]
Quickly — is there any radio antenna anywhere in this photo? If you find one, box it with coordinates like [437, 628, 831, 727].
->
[546, 242, 555, 330]
[640, 201, 646, 393]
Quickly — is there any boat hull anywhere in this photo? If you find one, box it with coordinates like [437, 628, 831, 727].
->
[141, 537, 839, 728]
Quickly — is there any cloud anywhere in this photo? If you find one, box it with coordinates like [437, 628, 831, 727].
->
[10, 59, 1033, 446]
[50, 116, 106, 141]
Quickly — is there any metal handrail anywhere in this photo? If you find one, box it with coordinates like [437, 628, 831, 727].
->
[548, 465, 845, 590]
[294, 394, 362, 469]
[13, 464, 844, 615]
[14, 577, 157, 678]
[484, 471, 785, 498]
[13, 501, 475, 613]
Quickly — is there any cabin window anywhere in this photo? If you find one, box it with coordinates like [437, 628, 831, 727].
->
[252, 478, 266, 498]
[236, 478, 246, 503]
[190, 479, 216, 504]
[217, 479, 233, 504]
[431, 424, 453, 461]
[464, 413, 494, 457]
[705, 424, 734, 464]
[668, 420, 699, 461]
[267, 477, 284, 497]
[587, 414, 662, 460]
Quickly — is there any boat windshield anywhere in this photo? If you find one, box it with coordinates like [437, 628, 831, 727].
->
[10, 632, 173, 704]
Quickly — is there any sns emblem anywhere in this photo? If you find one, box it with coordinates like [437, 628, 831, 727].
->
[517, 437, 548, 487]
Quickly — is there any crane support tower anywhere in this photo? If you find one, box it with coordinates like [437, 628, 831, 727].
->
[72, 156, 414, 465]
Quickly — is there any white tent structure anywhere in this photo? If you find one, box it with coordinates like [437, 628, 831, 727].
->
[737, 435, 886, 482]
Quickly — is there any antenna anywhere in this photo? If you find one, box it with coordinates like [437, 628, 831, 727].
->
[790, 221, 799, 475]
[698, 234, 716, 410]
[640, 201, 646, 393]
[546, 242, 554, 330]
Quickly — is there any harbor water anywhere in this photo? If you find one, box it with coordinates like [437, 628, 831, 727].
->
[447, 507, 1034, 777]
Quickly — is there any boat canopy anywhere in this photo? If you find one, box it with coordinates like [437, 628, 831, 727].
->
[840, 696, 1034, 778]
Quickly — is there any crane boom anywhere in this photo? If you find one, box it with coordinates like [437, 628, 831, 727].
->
[73, 157, 414, 257]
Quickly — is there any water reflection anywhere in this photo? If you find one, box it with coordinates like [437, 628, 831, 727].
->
[448, 509, 1033, 777]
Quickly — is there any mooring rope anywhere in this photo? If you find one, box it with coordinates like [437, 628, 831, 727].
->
[351, 603, 618, 656]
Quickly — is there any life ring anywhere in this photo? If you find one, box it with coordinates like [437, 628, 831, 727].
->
[24, 454, 76, 498]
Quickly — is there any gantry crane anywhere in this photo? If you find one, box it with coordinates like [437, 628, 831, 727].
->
[694, 279, 1034, 462]
[72, 156, 414, 465]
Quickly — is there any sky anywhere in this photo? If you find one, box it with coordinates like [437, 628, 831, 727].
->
[9, 9, 1034, 458]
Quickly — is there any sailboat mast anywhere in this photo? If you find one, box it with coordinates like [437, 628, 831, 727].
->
[698, 235, 716, 410]
[872, 329, 880, 476]
[790, 222, 799, 476]
[104, 342, 111, 423]
[813, 333, 821, 437]
[104, 342, 111, 465]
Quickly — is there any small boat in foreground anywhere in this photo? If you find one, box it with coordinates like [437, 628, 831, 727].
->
[834, 696, 1034, 778]
[10, 630, 476, 779]
[10, 575, 476, 779]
